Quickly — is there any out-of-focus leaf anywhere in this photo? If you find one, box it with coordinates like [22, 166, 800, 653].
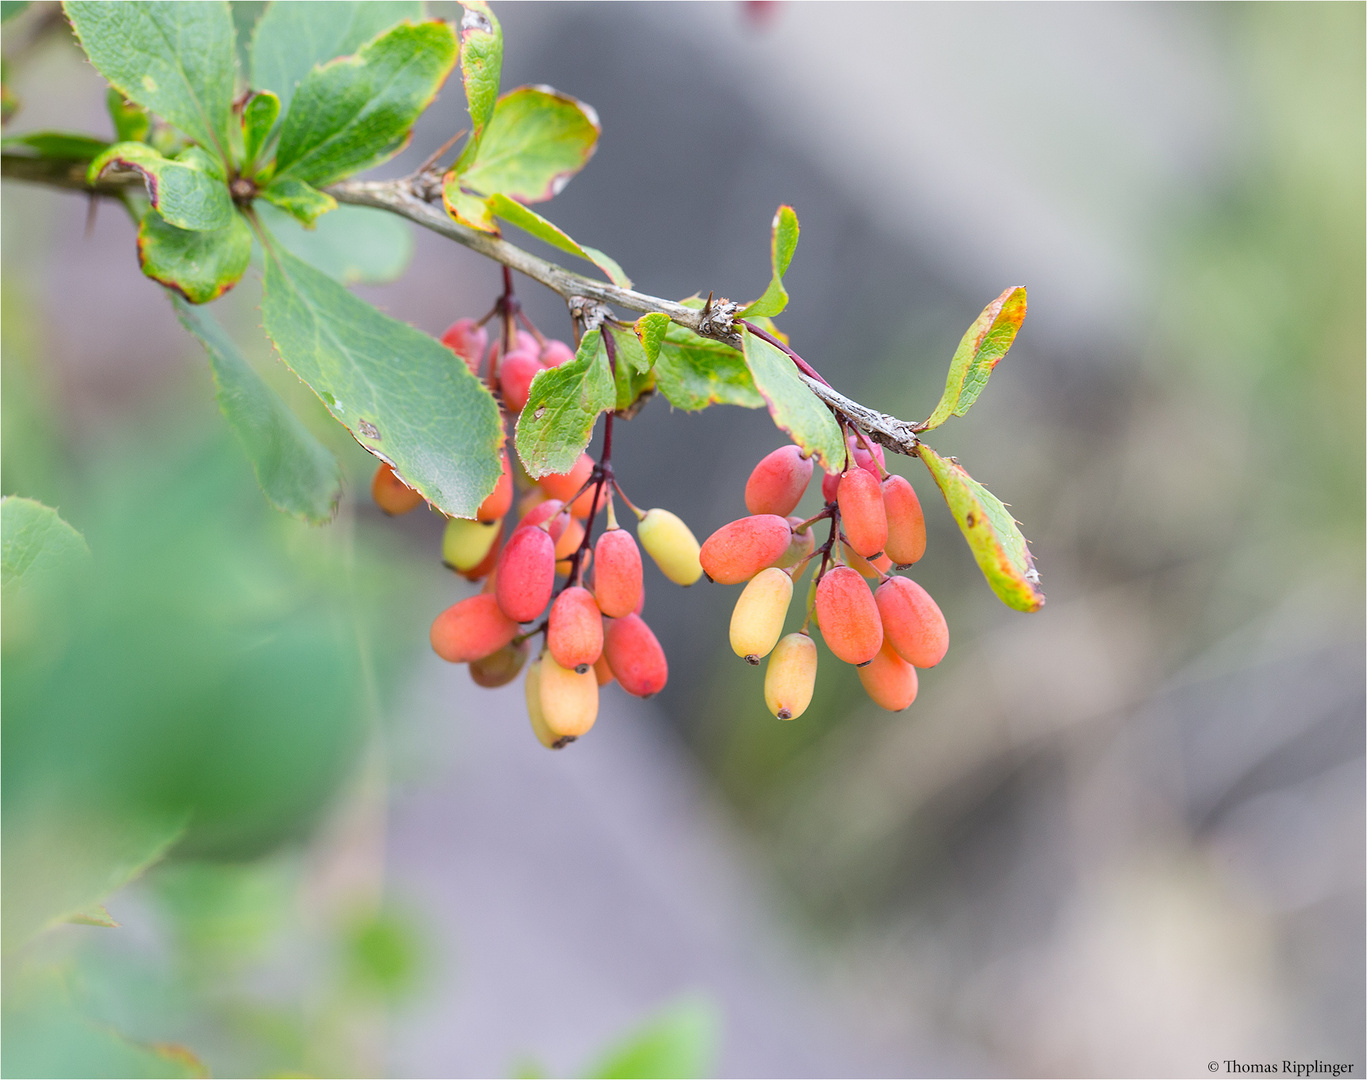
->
[455, 85, 599, 203]
[67, 903, 119, 927]
[0, 131, 109, 160]
[106, 87, 150, 143]
[65, 1, 237, 166]
[515, 328, 614, 478]
[452, 0, 501, 171]
[740, 204, 799, 318]
[653, 323, 763, 412]
[583, 997, 720, 1080]
[921, 286, 1027, 431]
[90, 142, 232, 230]
[740, 327, 843, 471]
[261, 243, 503, 517]
[255, 200, 413, 285]
[259, 176, 337, 225]
[138, 208, 251, 304]
[634, 313, 669, 367]
[919, 444, 1044, 612]
[487, 193, 630, 287]
[442, 178, 499, 232]
[173, 295, 342, 523]
[272, 20, 457, 188]
[248, 0, 422, 122]
[241, 89, 278, 168]
[1, 1, 32, 23]
[1, 496, 90, 603]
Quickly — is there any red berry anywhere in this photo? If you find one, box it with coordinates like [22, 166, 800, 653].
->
[875, 576, 948, 668]
[430, 593, 518, 663]
[495, 525, 556, 622]
[814, 565, 883, 665]
[745, 445, 813, 516]
[699, 514, 793, 584]
[857, 638, 919, 711]
[477, 450, 513, 522]
[540, 339, 575, 367]
[548, 586, 604, 672]
[517, 499, 568, 543]
[821, 434, 885, 501]
[372, 461, 423, 515]
[837, 467, 888, 558]
[441, 318, 489, 374]
[603, 613, 668, 697]
[498, 349, 541, 412]
[881, 474, 926, 566]
[593, 528, 643, 618]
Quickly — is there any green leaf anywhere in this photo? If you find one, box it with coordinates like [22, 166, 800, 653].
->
[273, 20, 458, 188]
[0, 131, 109, 160]
[739, 204, 799, 318]
[138, 207, 251, 304]
[241, 89, 279, 168]
[2, 2, 32, 22]
[65, 0, 237, 165]
[67, 903, 119, 928]
[106, 87, 150, 143]
[486, 193, 631, 287]
[89, 142, 233, 230]
[248, 0, 422, 122]
[634, 313, 669, 367]
[1, 496, 91, 601]
[605, 326, 654, 413]
[261, 243, 503, 517]
[921, 286, 1028, 431]
[172, 295, 342, 523]
[456, 85, 599, 203]
[260, 176, 337, 225]
[442, 179, 499, 232]
[452, 1, 502, 171]
[583, 997, 720, 1080]
[515, 328, 614, 478]
[919, 445, 1044, 612]
[255, 200, 413, 285]
[653, 323, 763, 412]
[740, 326, 844, 470]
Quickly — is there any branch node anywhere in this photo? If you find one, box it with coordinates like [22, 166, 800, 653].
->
[569, 296, 613, 332]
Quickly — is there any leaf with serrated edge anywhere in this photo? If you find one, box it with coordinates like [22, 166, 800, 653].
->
[89, 142, 233, 231]
[455, 85, 599, 203]
[653, 324, 763, 412]
[442, 179, 499, 232]
[255, 201, 413, 286]
[486, 193, 631, 287]
[241, 90, 279, 168]
[249, 1, 422, 125]
[452, 0, 501, 171]
[260, 177, 337, 226]
[261, 243, 503, 517]
[740, 327, 843, 471]
[634, 313, 669, 367]
[740, 204, 799, 318]
[273, 20, 457, 188]
[515, 329, 614, 478]
[919, 445, 1044, 612]
[1, 496, 90, 597]
[139, 208, 251, 303]
[922, 287, 1027, 431]
[65, 1, 236, 165]
[173, 294, 342, 523]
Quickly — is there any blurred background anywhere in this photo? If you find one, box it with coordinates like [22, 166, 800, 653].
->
[2, 2, 1362, 1077]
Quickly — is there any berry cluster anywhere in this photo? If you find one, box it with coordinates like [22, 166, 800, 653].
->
[372, 292, 706, 750]
[705, 434, 948, 720]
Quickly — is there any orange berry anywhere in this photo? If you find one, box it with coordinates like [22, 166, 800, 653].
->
[837, 467, 887, 558]
[548, 586, 604, 672]
[593, 653, 615, 686]
[525, 658, 572, 749]
[857, 638, 918, 711]
[874, 576, 948, 668]
[745, 445, 812, 516]
[843, 542, 892, 580]
[603, 613, 668, 697]
[495, 525, 556, 622]
[477, 450, 513, 522]
[540, 653, 599, 738]
[372, 461, 423, 515]
[431, 594, 518, 663]
[814, 566, 883, 665]
[881, 475, 926, 566]
[764, 632, 817, 720]
[593, 527, 643, 617]
[538, 452, 595, 505]
[553, 515, 585, 561]
[699, 514, 792, 584]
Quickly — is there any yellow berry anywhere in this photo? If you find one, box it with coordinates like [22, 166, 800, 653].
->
[442, 516, 501, 572]
[764, 631, 817, 720]
[636, 508, 702, 586]
[729, 566, 793, 664]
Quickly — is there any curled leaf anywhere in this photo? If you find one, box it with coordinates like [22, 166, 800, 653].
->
[921, 286, 1027, 431]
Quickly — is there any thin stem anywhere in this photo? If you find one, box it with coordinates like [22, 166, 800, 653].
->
[739, 319, 830, 386]
[792, 505, 834, 534]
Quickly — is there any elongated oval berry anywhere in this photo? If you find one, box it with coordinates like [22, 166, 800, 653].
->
[526, 658, 570, 749]
[821, 434, 885, 501]
[603, 613, 668, 697]
[431, 593, 518, 663]
[838, 468, 887, 558]
[593, 653, 615, 686]
[699, 514, 792, 585]
[843, 542, 892, 580]
[729, 566, 793, 664]
[469, 639, 528, 688]
[538, 453, 594, 505]
[857, 638, 919, 711]
[540, 339, 575, 368]
[745, 445, 813, 516]
[593, 527, 643, 617]
[540, 653, 599, 737]
[517, 499, 568, 542]
[477, 451, 513, 522]
[461, 520, 504, 582]
[548, 586, 603, 672]
[499, 349, 541, 413]
[443, 517, 501, 572]
[372, 461, 423, 515]
[637, 508, 703, 586]
[553, 515, 585, 562]
[881, 474, 926, 566]
[774, 517, 816, 570]
[441, 318, 488, 374]
[765, 632, 817, 720]
[495, 525, 556, 622]
[875, 576, 948, 668]
[814, 565, 883, 665]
